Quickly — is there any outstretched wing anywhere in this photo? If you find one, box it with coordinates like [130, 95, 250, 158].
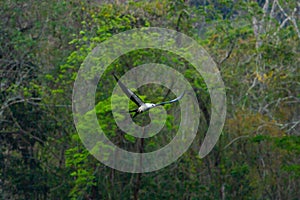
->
[113, 73, 144, 107]
[155, 91, 185, 106]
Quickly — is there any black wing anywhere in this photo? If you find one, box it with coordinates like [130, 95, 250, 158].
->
[155, 91, 185, 106]
[112, 73, 144, 107]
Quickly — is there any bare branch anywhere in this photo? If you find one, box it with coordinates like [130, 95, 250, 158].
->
[1, 97, 42, 111]
[223, 135, 250, 150]
[287, 120, 300, 134]
[275, 0, 300, 39]
[218, 41, 235, 65]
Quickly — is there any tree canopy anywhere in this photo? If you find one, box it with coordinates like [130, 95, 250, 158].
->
[1, 0, 299, 199]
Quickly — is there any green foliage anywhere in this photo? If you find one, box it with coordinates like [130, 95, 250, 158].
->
[1, 0, 299, 199]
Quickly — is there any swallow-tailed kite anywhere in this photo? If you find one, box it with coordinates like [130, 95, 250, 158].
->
[113, 73, 185, 118]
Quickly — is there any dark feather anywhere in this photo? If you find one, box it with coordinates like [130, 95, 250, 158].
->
[155, 91, 185, 106]
[113, 73, 144, 107]
[132, 112, 139, 118]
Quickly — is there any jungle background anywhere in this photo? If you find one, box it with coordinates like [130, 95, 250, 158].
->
[0, 0, 299, 199]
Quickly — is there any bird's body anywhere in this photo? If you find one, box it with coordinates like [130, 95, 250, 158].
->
[113, 73, 184, 118]
[137, 103, 156, 113]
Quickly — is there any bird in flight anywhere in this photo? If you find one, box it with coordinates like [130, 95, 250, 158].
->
[113, 73, 185, 118]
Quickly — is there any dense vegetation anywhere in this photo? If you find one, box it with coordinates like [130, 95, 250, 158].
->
[1, 0, 299, 199]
